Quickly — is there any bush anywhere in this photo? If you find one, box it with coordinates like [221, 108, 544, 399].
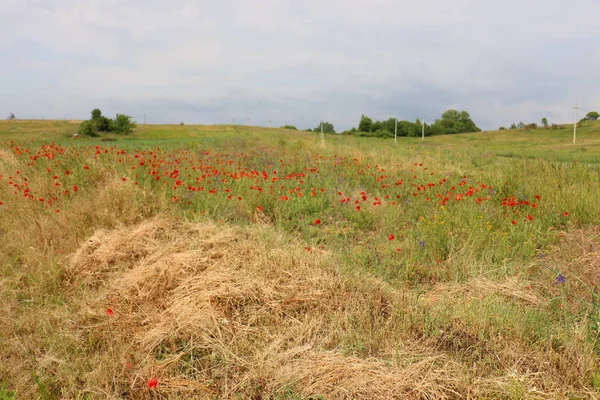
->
[111, 114, 136, 135]
[374, 129, 394, 138]
[525, 123, 538, 130]
[79, 120, 100, 137]
[499, 127, 506, 130]
[79, 109, 136, 137]
[280, 125, 297, 130]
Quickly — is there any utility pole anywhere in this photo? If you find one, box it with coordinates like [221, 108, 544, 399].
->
[394, 117, 398, 145]
[573, 103, 579, 144]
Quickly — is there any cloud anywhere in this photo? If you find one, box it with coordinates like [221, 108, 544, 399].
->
[1, 0, 599, 130]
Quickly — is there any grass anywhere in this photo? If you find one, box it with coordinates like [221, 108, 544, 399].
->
[1, 120, 600, 398]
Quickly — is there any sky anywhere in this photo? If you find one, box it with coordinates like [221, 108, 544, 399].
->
[2, 0, 600, 131]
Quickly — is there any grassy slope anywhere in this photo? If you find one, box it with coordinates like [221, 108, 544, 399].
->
[1, 120, 600, 399]
[2, 119, 600, 162]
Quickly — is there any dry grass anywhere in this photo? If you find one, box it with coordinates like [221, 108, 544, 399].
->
[0, 217, 594, 398]
[62, 218, 474, 399]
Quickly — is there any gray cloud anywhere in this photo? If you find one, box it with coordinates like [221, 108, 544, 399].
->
[1, 0, 599, 130]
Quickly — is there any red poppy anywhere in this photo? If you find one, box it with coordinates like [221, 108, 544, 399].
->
[256, 206, 263, 211]
[527, 215, 533, 221]
[563, 211, 569, 216]
[106, 308, 114, 316]
[147, 377, 158, 388]
[387, 234, 395, 241]
[511, 220, 517, 225]
[313, 219, 321, 225]
[356, 205, 361, 211]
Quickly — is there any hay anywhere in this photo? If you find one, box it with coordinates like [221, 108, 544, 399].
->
[68, 217, 472, 398]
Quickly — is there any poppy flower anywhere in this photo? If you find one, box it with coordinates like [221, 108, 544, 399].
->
[527, 215, 533, 221]
[563, 211, 569, 217]
[511, 220, 517, 225]
[313, 219, 321, 225]
[106, 308, 114, 316]
[147, 377, 158, 388]
[388, 234, 394, 241]
[256, 206, 263, 211]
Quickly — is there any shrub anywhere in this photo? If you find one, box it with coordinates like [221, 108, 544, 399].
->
[79, 120, 100, 137]
[110, 114, 136, 135]
[281, 125, 297, 130]
[79, 109, 136, 137]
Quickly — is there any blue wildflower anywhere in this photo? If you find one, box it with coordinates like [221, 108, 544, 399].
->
[554, 274, 566, 285]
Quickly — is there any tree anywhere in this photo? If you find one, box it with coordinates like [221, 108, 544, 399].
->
[6, 113, 15, 120]
[79, 108, 136, 136]
[358, 115, 373, 132]
[280, 125, 297, 130]
[371, 120, 383, 132]
[314, 122, 335, 134]
[436, 109, 480, 134]
[111, 114, 136, 135]
[509, 123, 517, 130]
[541, 117, 548, 128]
[586, 111, 599, 121]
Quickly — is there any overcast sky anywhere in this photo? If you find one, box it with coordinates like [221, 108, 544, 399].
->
[2, 0, 600, 130]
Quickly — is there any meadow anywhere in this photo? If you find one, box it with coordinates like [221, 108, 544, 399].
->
[1, 119, 600, 399]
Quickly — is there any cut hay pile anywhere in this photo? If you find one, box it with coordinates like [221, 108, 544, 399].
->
[68, 218, 469, 399]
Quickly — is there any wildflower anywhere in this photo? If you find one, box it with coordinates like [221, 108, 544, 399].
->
[512, 220, 517, 225]
[563, 211, 569, 217]
[554, 274, 566, 285]
[147, 377, 158, 388]
[418, 240, 425, 247]
[256, 206, 263, 212]
[388, 234, 395, 241]
[527, 215, 533, 221]
[313, 219, 321, 225]
[356, 205, 361, 211]
[106, 308, 114, 316]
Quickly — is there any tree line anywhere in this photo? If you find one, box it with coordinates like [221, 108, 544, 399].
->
[303, 109, 481, 137]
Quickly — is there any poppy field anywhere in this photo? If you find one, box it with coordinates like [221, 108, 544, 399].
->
[1, 121, 600, 398]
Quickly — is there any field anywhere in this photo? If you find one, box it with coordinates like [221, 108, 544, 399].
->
[1, 119, 600, 399]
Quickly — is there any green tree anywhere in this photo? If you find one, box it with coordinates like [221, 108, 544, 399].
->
[314, 122, 335, 134]
[509, 123, 517, 129]
[280, 125, 297, 130]
[436, 109, 480, 134]
[111, 114, 136, 135]
[358, 115, 373, 132]
[541, 117, 548, 128]
[371, 120, 383, 132]
[79, 120, 100, 137]
[586, 111, 599, 121]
